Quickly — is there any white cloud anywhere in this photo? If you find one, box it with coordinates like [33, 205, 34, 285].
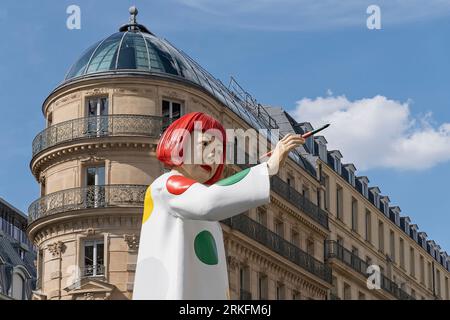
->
[177, 0, 450, 31]
[293, 95, 450, 170]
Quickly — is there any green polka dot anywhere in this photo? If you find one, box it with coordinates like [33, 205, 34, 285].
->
[194, 230, 218, 265]
[215, 168, 250, 186]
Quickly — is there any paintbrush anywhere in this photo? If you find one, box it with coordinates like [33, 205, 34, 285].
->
[260, 123, 330, 158]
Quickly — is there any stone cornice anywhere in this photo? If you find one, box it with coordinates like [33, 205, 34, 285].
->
[31, 139, 157, 179]
[29, 208, 142, 245]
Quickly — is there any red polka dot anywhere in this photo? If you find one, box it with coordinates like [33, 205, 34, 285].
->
[166, 175, 197, 195]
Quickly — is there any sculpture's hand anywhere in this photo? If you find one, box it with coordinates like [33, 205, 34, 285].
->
[266, 134, 305, 176]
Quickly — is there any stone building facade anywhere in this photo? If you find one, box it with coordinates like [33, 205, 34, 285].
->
[27, 7, 449, 300]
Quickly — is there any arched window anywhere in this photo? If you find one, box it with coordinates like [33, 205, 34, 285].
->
[12, 271, 25, 300]
[11, 266, 30, 300]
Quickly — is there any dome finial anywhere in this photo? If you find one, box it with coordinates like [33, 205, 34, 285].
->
[119, 6, 153, 35]
[129, 6, 138, 25]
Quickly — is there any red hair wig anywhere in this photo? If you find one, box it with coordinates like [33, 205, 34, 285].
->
[156, 112, 226, 185]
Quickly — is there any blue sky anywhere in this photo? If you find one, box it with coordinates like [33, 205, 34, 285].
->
[0, 1, 449, 252]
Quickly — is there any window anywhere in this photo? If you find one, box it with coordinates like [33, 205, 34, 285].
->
[274, 219, 284, 238]
[366, 256, 372, 266]
[365, 210, 372, 242]
[358, 292, 366, 300]
[12, 271, 25, 300]
[85, 165, 106, 208]
[362, 182, 368, 198]
[18, 248, 25, 260]
[334, 157, 341, 174]
[420, 255, 425, 285]
[286, 174, 294, 188]
[87, 97, 108, 116]
[351, 247, 359, 269]
[411, 289, 416, 299]
[276, 283, 285, 300]
[445, 277, 449, 300]
[351, 197, 358, 232]
[428, 262, 433, 289]
[258, 273, 268, 300]
[162, 99, 183, 128]
[331, 276, 338, 298]
[436, 269, 442, 297]
[256, 208, 267, 227]
[86, 97, 109, 136]
[390, 230, 396, 262]
[307, 238, 315, 256]
[292, 290, 301, 300]
[399, 238, 405, 269]
[239, 266, 250, 299]
[436, 269, 441, 298]
[302, 185, 310, 200]
[343, 283, 351, 300]
[324, 175, 330, 210]
[378, 221, 384, 252]
[336, 185, 343, 220]
[83, 240, 105, 277]
[410, 247, 415, 277]
[37, 249, 44, 290]
[291, 229, 300, 247]
[348, 171, 355, 187]
[86, 165, 105, 186]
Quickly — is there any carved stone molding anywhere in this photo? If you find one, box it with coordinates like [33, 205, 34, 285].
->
[83, 228, 96, 236]
[226, 255, 240, 271]
[124, 234, 140, 251]
[80, 155, 105, 164]
[47, 241, 66, 257]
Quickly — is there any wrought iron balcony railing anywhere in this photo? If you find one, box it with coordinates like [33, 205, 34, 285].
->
[28, 185, 147, 223]
[32, 115, 167, 157]
[325, 240, 415, 300]
[270, 175, 329, 229]
[239, 289, 252, 300]
[222, 214, 332, 283]
[81, 264, 105, 277]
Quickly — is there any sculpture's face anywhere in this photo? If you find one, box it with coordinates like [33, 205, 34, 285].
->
[178, 131, 223, 183]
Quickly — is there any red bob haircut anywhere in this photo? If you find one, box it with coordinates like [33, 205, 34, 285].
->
[156, 112, 227, 185]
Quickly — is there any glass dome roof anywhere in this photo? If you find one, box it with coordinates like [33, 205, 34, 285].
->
[65, 31, 184, 81]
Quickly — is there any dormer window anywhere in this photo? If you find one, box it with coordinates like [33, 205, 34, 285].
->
[328, 151, 343, 175]
[334, 157, 341, 175]
[348, 171, 354, 186]
[344, 164, 356, 187]
[362, 183, 368, 198]
[315, 136, 328, 162]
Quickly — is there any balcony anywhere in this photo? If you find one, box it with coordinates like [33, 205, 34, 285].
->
[222, 214, 332, 283]
[270, 175, 329, 229]
[325, 240, 415, 300]
[32, 115, 166, 157]
[28, 185, 147, 224]
[81, 264, 105, 278]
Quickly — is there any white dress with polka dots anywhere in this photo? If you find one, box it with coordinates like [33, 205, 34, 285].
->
[132, 162, 270, 300]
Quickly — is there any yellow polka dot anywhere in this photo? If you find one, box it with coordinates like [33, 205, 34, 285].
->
[142, 186, 154, 223]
